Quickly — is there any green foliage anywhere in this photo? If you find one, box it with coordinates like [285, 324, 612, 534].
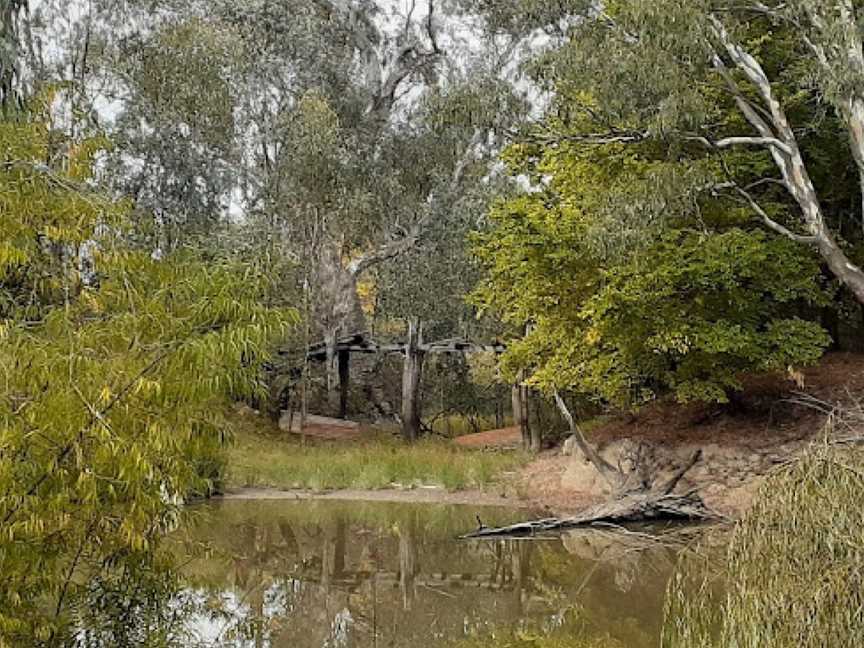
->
[0, 105, 295, 644]
[481, 222, 830, 406]
[568, 230, 829, 404]
[0, 91, 127, 317]
[663, 441, 864, 648]
[526, 0, 864, 292]
[131, 17, 241, 149]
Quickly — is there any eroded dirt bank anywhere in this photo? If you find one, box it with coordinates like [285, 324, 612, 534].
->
[515, 353, 864, 518]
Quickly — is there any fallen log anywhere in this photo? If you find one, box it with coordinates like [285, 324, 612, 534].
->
[460, 490, 717, 539]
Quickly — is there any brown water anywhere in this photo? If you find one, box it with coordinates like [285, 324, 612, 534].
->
[172, 499, 685, 647]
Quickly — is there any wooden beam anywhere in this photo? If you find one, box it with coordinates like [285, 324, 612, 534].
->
[338, 349, 350, 419]
[303, 336, 507, 363]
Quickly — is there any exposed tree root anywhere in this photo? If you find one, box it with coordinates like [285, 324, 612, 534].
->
[460, 448, 720, 539]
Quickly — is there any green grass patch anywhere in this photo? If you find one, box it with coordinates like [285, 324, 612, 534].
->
[222, 414, 528, 492]
[429, 414, 513, 437]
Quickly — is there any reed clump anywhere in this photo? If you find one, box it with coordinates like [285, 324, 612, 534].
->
[663, 425, 864, 648]
[224, 425, 526, 492]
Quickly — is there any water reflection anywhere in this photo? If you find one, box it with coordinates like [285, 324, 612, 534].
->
[167, 500, 682, 648]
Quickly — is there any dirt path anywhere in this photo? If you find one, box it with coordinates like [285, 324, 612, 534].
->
[453, 426, 522, 448]
[218, 486, 537, 508]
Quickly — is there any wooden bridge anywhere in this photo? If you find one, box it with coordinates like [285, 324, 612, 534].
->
[280, 329, 523, 442]
[305, 332, 506, 361]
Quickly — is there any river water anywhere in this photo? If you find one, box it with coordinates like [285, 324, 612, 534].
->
[165, 499, 686, 647]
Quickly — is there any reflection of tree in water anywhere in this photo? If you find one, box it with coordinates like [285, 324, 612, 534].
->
[72, 554, 202, 648]
[514, 540, 534, 616]
[165, 503, 685, 648]
[321, 517, 347, 591]
[397, 520, 419, 611]
[458, 539, 535, 635]
[54, 502, 694, 648]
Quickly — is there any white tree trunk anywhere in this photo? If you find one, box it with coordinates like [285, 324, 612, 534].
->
[554, 391, 623, 489]
[324, 327, 340, 417]
[711, 16, 864, 303]
[401, 318, 425, 442]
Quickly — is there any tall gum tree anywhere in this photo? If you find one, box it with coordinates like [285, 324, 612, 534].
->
[13, 0, 591, 416]
[209, 0, 556, 414]
[539, 0, 864, 304]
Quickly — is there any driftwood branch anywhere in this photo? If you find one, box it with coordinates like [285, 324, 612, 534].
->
[460, 491, 718, 539]
[460, 435, 716, 540]
[657, 449, 703, 495]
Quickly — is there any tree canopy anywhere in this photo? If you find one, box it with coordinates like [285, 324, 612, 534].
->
[6, 1, 864, 637]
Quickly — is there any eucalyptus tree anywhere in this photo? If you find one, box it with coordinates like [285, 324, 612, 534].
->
[195, 0, 557, 414]
[0, 0, 27, 111]
[371, 103, 514, 438]
[539, 0, 864, 304]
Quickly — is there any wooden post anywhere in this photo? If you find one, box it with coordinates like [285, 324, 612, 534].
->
[401, 318, 425, 442]
[512, 370, 531, 451]
[324, 328, 340, 417]
[338, 349, 350, 419]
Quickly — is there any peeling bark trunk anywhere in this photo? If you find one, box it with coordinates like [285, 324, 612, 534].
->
[834, 2, 864, 233]
[0, 0, 27, 112]
[710, 16, 864, 304]
[324, 327, 340, 417]
[312, 243, 366, 416]
[401, 318, 425, 442]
